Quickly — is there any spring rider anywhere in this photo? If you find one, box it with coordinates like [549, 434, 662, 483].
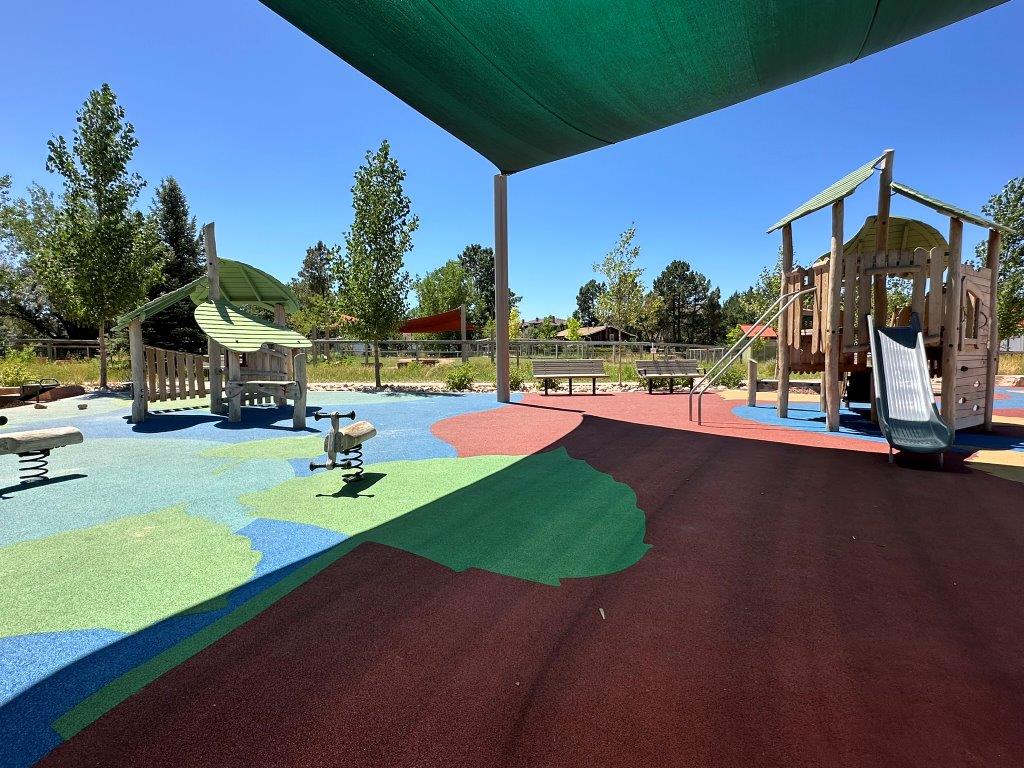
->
[308, 410, 377, 482]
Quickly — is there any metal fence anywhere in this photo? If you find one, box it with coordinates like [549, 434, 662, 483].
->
[310, 337, 726, 366]
[10, 338, 100, 360]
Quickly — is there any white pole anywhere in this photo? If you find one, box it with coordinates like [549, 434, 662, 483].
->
[494, 174, 510, 402]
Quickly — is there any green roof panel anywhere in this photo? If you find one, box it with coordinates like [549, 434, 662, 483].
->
[194, 299, 312, 353]
[260, 1, 1005, 173]
[192, 259, 301, 313]
[891, 181, 1016, 234]
[112, 277, 207, 332]
[814, 216, 948, 265]
[768, 154, 884, 233]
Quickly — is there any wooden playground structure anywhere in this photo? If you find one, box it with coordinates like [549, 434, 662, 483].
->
[768, 149, 1011, 435]
[114, 223, 310, 427]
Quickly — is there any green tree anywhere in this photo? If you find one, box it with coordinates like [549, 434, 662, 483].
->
[635, 291, 665, 342]
[0, 176, 90, 337]
[594, 225, 645, 384]
[145, 177, 205, 351]
[974, 177, 1024, 348]
[652, 259, 720, 343]
[412, 260, 473, 335]
[565, 315, 582, 341]
[336, 140, 417, 387]
[535, 315, 558, 340]
[36, 84, 164, 387]
[457, 242, 519, 331]
[574, 278, 605, 326]
[290, 241, 340, 337]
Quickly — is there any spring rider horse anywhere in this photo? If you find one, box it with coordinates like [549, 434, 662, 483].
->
[308, 410, 377, 482]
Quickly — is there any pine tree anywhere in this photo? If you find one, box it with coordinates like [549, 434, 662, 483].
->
[145, 177, 205, 351]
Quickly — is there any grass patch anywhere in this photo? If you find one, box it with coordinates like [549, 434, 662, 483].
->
[1000, 353, 1024, 376]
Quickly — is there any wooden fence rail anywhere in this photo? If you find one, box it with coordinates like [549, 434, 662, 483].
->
[144, 346, 208, 403]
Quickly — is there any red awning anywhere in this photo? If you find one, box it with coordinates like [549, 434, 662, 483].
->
[399, 309, 474, 335]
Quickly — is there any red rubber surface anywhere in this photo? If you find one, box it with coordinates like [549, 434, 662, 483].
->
[41, 393, 1024, 767]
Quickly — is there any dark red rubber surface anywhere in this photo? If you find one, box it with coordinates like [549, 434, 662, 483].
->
[41, 393, 1024, 767]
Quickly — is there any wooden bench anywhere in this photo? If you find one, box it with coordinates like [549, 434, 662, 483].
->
[0, 426, 84, 483]
[635, 359, 701, 394]
[532, 359, 608, 395]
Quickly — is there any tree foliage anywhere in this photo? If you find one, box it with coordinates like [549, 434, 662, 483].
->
[290, 241, 340, 337]
[457, 242, 519, 332]
[974, 177, 1024, 346]
[534, 315, 558, 340]
[594, 225, 645, 384]
[652, 259, 724, 344]
[336, 140, 417, 386]
[564, 315, 582, 341]
[145, 177, 205, 351]
[35, 84, 165, 386]
[573, 278, 605, 326]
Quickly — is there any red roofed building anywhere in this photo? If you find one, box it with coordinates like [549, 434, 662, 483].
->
[739, 323, 778, 339]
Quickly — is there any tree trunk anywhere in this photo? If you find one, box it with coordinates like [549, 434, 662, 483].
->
[373, 341, 381, 388]
[98, 322, 108, 389]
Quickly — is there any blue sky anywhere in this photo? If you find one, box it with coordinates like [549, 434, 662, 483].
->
[3, 1, 1022, 320]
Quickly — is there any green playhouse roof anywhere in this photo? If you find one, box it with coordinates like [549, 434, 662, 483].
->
[814, 216, 948, 265]
[260, 1, 1005, 173]
[113, 259, 300, 331]
[194, 299, 312, 353]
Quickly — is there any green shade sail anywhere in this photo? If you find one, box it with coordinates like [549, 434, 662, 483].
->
[194, 299, 312, 353]
[768, 154, 884, 233]
[891, 181, 1016, 234]
[260, 1, 1004, 173]
[113, 259, 300, 332]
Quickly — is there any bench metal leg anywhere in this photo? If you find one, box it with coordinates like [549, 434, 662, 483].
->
[669, 378, 674, 394]
[569, 378, 573, 396]
[648, 380, 653, 394]
[592, 378, 596, 395]
[544, 379, 548, 396]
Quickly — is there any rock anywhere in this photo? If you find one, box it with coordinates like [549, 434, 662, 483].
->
[39, 384, 87, 402]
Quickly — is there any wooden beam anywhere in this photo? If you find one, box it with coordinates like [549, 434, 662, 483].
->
[941, 217, 963, 433]
[984, 229, 1002, 430]
[460, 303, 469, 363]
[129, 318, 146, 423]
[273, 303, 288, 407]
[777, 223, 793, 418]
[494, 174, 510, 403]
[203, 222, 224, 414]
[824, 199, 844, 431]
[292, 352, 307, 429]
[873, 149, 894, 323]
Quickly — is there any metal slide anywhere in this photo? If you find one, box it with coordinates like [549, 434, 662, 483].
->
[867, 314, 953, 465]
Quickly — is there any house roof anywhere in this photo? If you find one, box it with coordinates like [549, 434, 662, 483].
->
[556, 325, 637, 339]
[740, 323, 778, 339]
[261, 2, 1003, 174]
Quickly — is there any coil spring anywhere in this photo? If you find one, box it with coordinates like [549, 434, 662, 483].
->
[18, 450, 50, 484]
[341, 445, 364, 482]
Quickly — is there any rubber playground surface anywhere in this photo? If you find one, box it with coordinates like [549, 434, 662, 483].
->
[3, 386, 1024, 767]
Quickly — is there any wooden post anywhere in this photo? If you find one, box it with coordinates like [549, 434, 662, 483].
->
[273, 303, 288, 406]
[777, 223, 794, 417]
[824, 199, 844, 431]
[494, 174, 510, 403]
[460, 303, 469, 362]
[129, 318, 146, 423]
[292, 352, 307, 429]
[747, 358, 758, 407]
[227, 351, 242, 422]
[984, 228, 1001, 430]
[941, 217, 963, 433]
[204, 222, 225, 415]
[873, 149, 894, 323]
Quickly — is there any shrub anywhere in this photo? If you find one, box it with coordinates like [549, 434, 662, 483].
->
[716, 363, 746, 389]
[0, 348, 37, 387]
[444, 363, 475, 391]
[508, 364, 527, 391]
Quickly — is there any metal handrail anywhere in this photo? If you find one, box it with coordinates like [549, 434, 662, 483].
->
[690, 286, 816, 424]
